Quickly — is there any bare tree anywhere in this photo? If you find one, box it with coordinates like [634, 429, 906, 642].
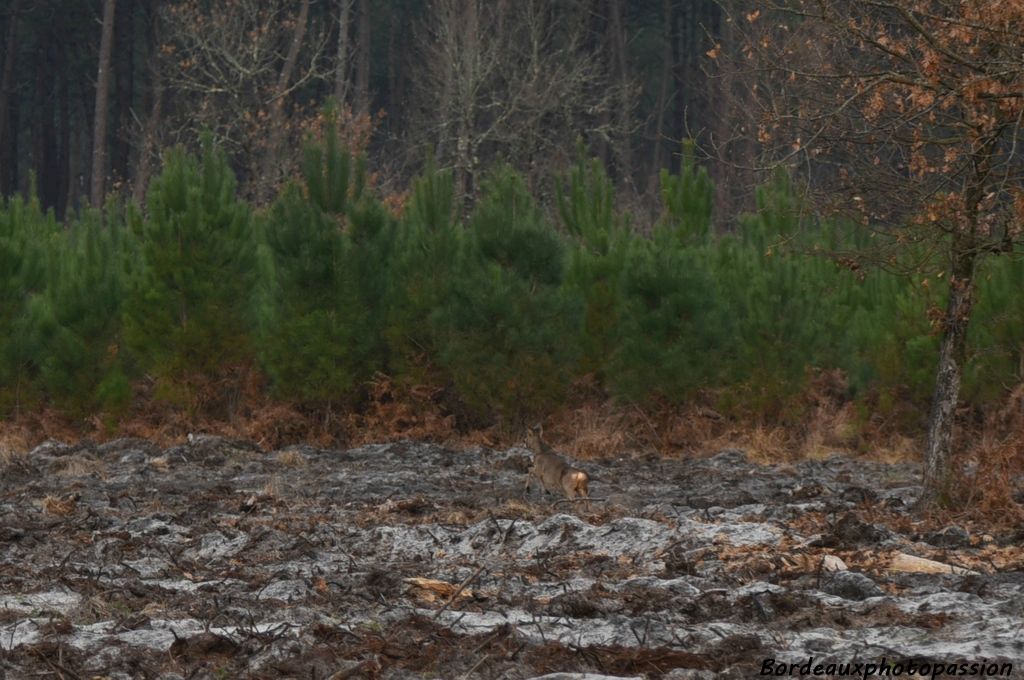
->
[260, 0, 311, 203]
[742, 0, 1024, 506]
[333, 0, 354, 106]
[354, 0, 370, 115]
[607, 0, 634, 185]
[414, 0, 632, 208]
[648, 0, 673, 194]
[157, 0, 329, 200]
[91, 0, 116, 207]
[130, 7, 164, 206]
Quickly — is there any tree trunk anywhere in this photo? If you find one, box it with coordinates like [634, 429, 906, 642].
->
[132, 75, 162, 207]
[608, 0, 632, 187]
[669, 0, 686, 174]
[921, 246, 976, 505]
[260, 0, 310, 203]
[57, 66, 70, 220]
[65, 77, 86, 215]
[112, 0, 134, 184]
[588, 0, 609, 168]
[0, 0, 21, 197]
[333, 0, 352, 106]
[648, 0, 673, 194]
[711, 2, 736, 231]
[386, 4, 398, 116]
[387, 5, 407, 129]
[132, 7, 161, 207]
[454, 0, 478, 209]
[35, 38, 58, 211]
[91, 0, 117, 207]
[355, 0, 370, 115]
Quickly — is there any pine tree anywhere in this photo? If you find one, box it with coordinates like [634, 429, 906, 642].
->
[123, 141, 254, 410]
[27, 207, 129, 414]
[658, 140, 713, 245]
[961, 254, 1024, 404]
[255, 126, 389, 405]
[0, 193, 59, 413]
[382, 162, 461, 384]
[558, 154, 631, 378]
[610, 232, 728, 403]
[434, 167, 581, 423]
[609, 152, 726, 403]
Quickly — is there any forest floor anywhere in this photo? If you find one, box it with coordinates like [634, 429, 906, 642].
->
[1, 435, 1024, 679]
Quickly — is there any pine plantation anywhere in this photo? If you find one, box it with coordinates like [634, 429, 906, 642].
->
[0, 130, 1018, 438]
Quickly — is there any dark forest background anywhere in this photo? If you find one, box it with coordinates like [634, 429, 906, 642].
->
[0, 0, 747, 219]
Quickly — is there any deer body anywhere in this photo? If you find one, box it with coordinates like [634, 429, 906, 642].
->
[524, 426, 590, 509]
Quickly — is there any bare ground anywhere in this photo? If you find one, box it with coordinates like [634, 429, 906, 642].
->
[1, 437, 1023, 679]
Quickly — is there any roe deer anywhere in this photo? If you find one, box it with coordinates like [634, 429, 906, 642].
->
[524, 425, 590, 510]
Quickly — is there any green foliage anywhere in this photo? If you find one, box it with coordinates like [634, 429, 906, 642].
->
[837, 267, 936, 405]
[302, 116, 367, 215]
[559, 155, 631, 376]
[382, 163, 461, 382]
[557, 155, 629, 255]
[609, 232, 730, 402]
[603, 144, 720, 403]
[658, 140, 713, 245]
[0, 194, 59, 412]
[27, 208, 130, 414]
[123, 142, 255, 406]
[255, 127, 390, 405]
[5, 134, 1024, 434]
[433, 167, 581, 423]
[718, 186, 834, 416]
[965, 254, 1024, 402]
[752, 168, 803, 243]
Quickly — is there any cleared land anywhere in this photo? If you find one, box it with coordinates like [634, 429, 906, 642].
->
[1, 437, 1022, 679]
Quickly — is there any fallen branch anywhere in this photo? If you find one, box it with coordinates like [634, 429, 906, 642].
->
[887, 552, 979, 576]
[433, 564, 486, 620]
[460, 652, 490, 680]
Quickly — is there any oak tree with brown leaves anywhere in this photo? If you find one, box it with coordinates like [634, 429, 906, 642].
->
[156, 0, 329, 201]
[744, 0, 1024, 506]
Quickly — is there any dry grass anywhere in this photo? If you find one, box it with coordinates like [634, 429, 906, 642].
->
[244, 401, 336, 449]
[733, 426, 794, 464]
[262, 476, 282, 499]
[0, 446, 26, 468]
[863, 435, 921, 464]
[546, 401, 633, 460]
[489, 498, 538, 519]
[957, 434, 1024, 523]
[275, 449, 308, 467]
[0, 379, 903, 467]
[41, 494, 77, 516]
[344, 373, 457, 446]
[0, 426, 29, 467]
[799, 401, 856, 459]
[55, 455, 104, 478]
